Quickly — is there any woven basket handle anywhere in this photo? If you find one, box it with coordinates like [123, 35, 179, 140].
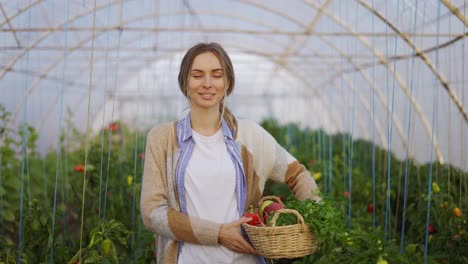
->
[257, 195, 284, 208]
[269, 209, 308, 232]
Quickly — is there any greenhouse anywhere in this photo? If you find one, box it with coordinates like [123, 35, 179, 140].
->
[0, 0, 467, 263]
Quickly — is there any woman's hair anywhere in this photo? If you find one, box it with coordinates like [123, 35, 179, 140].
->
[178, 42, 237, 130]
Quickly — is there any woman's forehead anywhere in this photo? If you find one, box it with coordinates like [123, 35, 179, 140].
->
[191, 52, 222, 70]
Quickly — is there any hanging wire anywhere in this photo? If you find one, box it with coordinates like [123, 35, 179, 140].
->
[461, 1, 466, 208]
[130, 34, 145, 259]
[399, 0, 419, 253]
[97, 0, 113, 225]
[319, 119, 326, 193]
[338, 0, 349, 227]
[137, 1, 161, 258]
[17, 1, 33, 261]
[424, 1, 442, 262]
[103, 29, 123, 221]
[328, 83, 333, 195]
[49, 0, 71, 261]
[371, 0, 377, 232]
[79, 0, 98, 261]
[347, 0, 360, 229]
[384, 0, 401, 241]
[0, 154, 3, 237]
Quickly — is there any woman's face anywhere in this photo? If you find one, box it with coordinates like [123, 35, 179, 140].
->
[188, 52, 226, 111]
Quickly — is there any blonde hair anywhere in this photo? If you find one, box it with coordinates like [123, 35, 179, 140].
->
[178, 42, 237, 130]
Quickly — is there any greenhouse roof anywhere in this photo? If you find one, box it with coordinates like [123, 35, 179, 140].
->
[0, 0, 467, 170]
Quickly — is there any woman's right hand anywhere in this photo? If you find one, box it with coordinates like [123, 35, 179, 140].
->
[218, 217, 257, 255]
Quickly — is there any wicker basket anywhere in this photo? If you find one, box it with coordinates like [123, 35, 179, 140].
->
[242, 208, 317, 259]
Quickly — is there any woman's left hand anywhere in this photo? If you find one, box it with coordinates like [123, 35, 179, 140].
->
[218, 217, 257, 254]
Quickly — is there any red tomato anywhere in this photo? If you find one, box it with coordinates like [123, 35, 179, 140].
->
[74, 164, 84, 172]
[344, 191, 350, 198]
[367, 203, 374, 214]
[245, 213, 263, 226]
[428, 224, 437, 233]
[108, 122, 120, 132]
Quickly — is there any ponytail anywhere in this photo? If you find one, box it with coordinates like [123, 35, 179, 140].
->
[220, 102, 237, 131]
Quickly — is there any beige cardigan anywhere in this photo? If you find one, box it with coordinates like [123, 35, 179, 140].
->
[140, 119, 319, 263]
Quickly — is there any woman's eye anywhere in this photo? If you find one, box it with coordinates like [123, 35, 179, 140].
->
[192, 75, 202, 78]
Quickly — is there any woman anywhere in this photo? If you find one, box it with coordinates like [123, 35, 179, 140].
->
[140, 42, 320, 264]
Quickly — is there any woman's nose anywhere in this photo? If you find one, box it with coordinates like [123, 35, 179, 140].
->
[202, 76, 212, 88]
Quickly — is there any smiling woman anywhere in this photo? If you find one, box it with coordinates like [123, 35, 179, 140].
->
[139, 42, 321, 264]
[186, 52, 228, 134]
[178, 43, 237, 136]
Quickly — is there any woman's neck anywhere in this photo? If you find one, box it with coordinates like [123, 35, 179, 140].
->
[190, 108, 221, 136]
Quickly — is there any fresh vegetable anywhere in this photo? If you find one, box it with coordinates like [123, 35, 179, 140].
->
[432, 182, 440, 193]
[244, 205, 263, 226]
[376, 256, 388, 264]
[74, 164, 84, 172]
[313, 172, 322, 181]
[274, 194, 347, 254]
[263, 202, 284, 217]
[258, 200, 273, 217]
[453, 207, 462, 217]
[428, 224, 436, 233]
[127, 175, 133, 186]
[101, 239, 112, 255]
[108, 122, 120, 132]
[245, 212, 263, 226]
[367, 203, 374, 214]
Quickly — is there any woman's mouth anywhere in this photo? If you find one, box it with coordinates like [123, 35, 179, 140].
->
[199, 93, 215, 100]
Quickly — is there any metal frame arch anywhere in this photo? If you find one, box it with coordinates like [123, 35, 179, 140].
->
[11, 5, 389, 151]
[234, 0, 403, 153]
[440, 0, 468, 26]
[359, 0, 467, 123]
[36, 43, 346, 137]
[312, 51, 389, 150]
[9, 7, 342, 136]
[302, 0, 444, 163]
[0, 0, 42, 28]
[0, 0, 454, 163]
[0, 0, 122, 80]
[319, 36, 407, 152]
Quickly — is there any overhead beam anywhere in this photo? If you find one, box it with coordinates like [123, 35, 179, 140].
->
[0, 26, 463, 38]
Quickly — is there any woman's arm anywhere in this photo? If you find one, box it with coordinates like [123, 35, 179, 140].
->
[257, 124, 321, 202]
[140, 126, 222, 245]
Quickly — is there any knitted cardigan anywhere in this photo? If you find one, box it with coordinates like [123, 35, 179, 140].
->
[140, 118, 319, 263]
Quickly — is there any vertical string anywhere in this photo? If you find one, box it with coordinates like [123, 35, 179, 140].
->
[97, 0, 113, 225]
[384, 0, 400, 241]
[131, 37, 144, 259]
[347, 0, 359, 228]
[328, 83, 333, 195]
[79, 0, 98, 261]
[339, 0, 348, 225]
[17, 1, 32, 261]
[0, 154, 3, 237]
[370, 0, 377, 231]
[460, 1, 466, 209]
[424, 1, 442, 262]
[49, 0, 71, 261]
[400, 0, 419, 253]
[103, 29, 122, 220]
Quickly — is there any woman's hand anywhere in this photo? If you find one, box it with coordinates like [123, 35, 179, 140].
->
[218, 217, 257, 255]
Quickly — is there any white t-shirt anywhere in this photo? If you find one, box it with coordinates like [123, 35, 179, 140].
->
[178, 128, 256, 264]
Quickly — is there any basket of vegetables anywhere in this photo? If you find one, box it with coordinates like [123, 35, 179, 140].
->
[242, 196, 317, 259]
